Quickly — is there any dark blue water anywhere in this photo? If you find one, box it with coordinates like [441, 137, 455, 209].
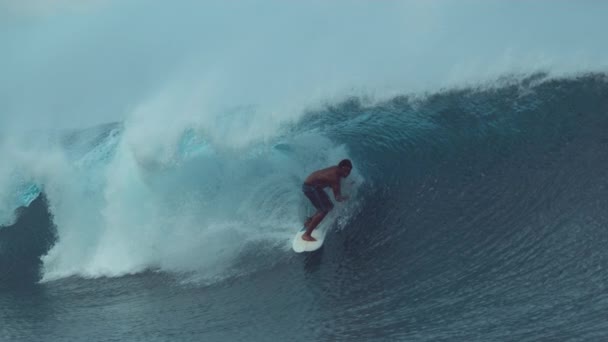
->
[2, 74, 608, 341]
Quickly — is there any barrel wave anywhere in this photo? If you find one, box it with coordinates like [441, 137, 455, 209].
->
[2, 73, 608, 341]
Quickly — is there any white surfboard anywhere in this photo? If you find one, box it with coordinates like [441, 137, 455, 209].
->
[292, 226, 327, 253]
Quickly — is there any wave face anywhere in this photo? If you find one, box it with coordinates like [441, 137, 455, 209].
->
[2, 74, 608, 340]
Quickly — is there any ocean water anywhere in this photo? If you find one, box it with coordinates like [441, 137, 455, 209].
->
[2, 1, 608, 342]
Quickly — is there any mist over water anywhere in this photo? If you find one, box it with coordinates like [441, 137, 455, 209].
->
[2, 0, 608, 131]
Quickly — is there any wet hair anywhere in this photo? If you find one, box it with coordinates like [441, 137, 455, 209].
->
[338, 159, 352, 169]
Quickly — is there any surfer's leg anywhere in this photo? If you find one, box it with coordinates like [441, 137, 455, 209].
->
[302, 211, 327, 241]
[301, 185, 332, 241]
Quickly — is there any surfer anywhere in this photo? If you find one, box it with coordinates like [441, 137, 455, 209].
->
[301, 159, 352, 241]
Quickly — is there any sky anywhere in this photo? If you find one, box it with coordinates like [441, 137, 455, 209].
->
[1, 0, 608, 132]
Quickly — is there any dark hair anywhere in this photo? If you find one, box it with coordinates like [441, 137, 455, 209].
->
[338, 159, 352, 169]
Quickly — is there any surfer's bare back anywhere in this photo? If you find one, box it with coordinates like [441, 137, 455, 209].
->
[301, 159, 352, 241]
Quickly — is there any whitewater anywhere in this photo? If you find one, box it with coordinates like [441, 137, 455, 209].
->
[2, 1, 608, 341]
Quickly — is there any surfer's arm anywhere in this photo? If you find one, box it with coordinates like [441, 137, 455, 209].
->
[331, 181, 348, 202]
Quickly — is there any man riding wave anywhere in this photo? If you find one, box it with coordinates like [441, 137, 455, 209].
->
[300, 159, 352, 241]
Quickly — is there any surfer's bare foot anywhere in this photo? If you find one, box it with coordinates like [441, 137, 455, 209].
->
[302, 234, 317, 242]
[304, 217, 312, 228]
